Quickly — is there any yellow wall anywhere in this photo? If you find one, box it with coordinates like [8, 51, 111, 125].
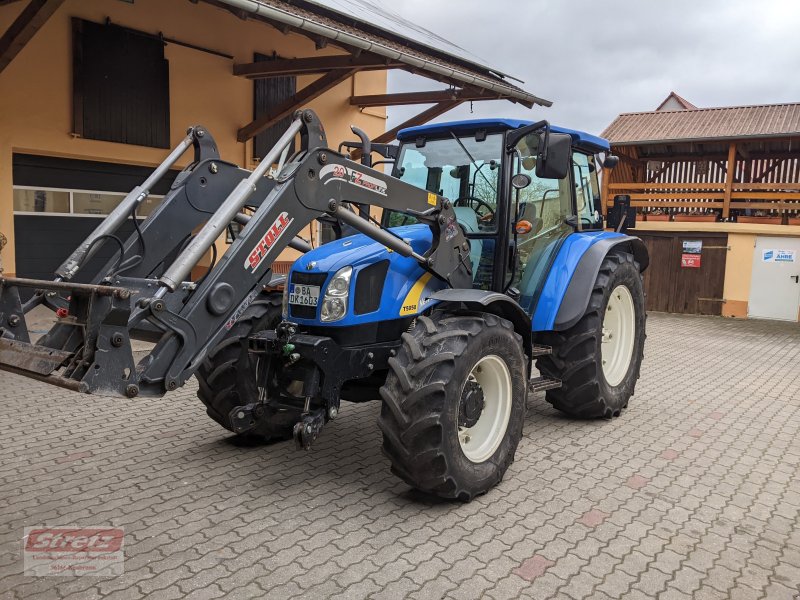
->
[722, 233, 755, 318]
[0, 0, 387, 275]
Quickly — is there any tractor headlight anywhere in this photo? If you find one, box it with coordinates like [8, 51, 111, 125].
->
[320, 266, 352, 322]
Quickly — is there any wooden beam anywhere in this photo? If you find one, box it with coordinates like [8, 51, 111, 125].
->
[752, 159, 784, 183]
[626, 193, 725, 200]
[605, 200, 725, 209]
[350, 100, 463, 161]
[350, 89, 498, 108]
[234, 54, 400, 79]
[0, 0, 64, 75]
[374, 100, 464, 145]
[733, 182, 800, 190]
[723, 142, 737, 218]
[237, 68, 357, 142]
[609, 183, 725, 191]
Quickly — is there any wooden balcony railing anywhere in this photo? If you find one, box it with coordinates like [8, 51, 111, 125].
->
[605, 182, 800, 217]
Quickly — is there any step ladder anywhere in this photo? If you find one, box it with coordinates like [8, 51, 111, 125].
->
[528, 344, 562, 393]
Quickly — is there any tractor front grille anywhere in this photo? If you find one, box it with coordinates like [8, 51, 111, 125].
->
[354, 260, 389, 315]
[289, 271, 328, 320]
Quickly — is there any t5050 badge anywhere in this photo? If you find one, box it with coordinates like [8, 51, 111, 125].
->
[245, 211, 293, 271]
[320, 164, 387, 196]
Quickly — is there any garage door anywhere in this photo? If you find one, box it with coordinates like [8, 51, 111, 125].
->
[636, 232, 729, 315]
[12, 153, 177, 284]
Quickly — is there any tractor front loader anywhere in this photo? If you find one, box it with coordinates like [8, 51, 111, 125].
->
[0, 110, 648, 501]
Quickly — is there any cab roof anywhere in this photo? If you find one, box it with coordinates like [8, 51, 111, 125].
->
[396, 118, 610, 153]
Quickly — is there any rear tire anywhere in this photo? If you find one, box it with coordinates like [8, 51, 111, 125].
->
[378, 312, 527, 501]
[536, 251, 646, 418]
[195, 290, 290, 440]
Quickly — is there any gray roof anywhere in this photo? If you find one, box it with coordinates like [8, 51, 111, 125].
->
[303, 0, 503, 76]
[602, 102, 800, 145]
[216, 0, 549, 107]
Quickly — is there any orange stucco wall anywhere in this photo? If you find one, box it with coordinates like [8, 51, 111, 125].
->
[0, 0, 387, 275]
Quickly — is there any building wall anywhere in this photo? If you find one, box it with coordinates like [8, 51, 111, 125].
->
[636, 221, 800, 320]
[721, 233, 755, 318]
[0, 0, 387, 276]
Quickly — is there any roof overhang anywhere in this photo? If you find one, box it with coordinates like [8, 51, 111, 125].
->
[214, 0, 550, 109]
[611, 133, 800, 147]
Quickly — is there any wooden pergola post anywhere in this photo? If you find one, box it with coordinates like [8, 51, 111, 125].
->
[723, 142, 737, 218]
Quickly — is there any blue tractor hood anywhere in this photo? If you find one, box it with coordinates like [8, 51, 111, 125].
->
[292, 224, 432, 273]
[287, 224, 445, 327]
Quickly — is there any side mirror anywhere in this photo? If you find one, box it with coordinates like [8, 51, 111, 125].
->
[535, 132, 571, 180]
[511, 173, 531, 190]
[506, 120, 571, 180]
[603, 154, 620, 169]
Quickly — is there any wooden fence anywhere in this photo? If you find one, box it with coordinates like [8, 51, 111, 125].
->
[605, 182, 800, 217]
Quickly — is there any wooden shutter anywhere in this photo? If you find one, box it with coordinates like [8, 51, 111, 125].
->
[253, 52, 296, 160]
[73, 18, 170, 149]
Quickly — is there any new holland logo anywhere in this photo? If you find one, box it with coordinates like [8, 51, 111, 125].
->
[245, 212, 293, 271]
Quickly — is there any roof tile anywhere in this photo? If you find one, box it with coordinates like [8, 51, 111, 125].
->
[602, 103, 800, 144]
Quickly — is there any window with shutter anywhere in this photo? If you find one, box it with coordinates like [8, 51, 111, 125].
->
[253, 52, 297, 160]
[72, 19, 170, 149]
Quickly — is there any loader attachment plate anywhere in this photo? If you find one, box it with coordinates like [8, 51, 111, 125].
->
[0, 338, 72, 376]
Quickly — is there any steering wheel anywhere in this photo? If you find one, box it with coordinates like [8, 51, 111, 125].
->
[455, 196, 495, 222]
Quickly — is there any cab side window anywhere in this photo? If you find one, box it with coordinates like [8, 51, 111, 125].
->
[572, 152, 602, 228]
[509, 136, 574, 308]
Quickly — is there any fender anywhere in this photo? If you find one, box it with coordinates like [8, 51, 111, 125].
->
[428, 288, 532, 360]
[552, 234, 648, 331]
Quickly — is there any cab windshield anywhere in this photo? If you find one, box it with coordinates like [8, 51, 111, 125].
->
[386, 133, 503, 233]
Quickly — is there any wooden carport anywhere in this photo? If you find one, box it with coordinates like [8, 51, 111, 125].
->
[601, 99, 800, 318]
[601, 102, 800, 224]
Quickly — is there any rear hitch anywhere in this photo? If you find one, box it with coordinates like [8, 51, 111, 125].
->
[293, 408, 326, 450]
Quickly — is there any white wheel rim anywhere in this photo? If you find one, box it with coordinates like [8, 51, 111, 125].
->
[458, 355, 512, 463]
[601, 284, 636, 387]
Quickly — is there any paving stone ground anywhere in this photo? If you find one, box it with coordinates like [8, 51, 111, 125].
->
[1, 313, 799, 599]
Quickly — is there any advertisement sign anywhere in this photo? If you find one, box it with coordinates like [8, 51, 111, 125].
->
[762, 249, 796, 263]
[681, 253, 701, 268]
[682, 240, 703, 254]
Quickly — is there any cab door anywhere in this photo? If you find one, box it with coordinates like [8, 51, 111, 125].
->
[507, 138, 574, 314]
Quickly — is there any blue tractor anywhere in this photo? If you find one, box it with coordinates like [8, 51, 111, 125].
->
[0, 111, 647, 501]
[198, 117, 648, 501]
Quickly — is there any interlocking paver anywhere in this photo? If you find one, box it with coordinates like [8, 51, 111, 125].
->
[1, 314, 799, 599]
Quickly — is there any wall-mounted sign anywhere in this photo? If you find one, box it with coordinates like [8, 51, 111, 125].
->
[682, 240, 703, 254]
[762, 249, 796, 263]
[681, 253, 701, 268]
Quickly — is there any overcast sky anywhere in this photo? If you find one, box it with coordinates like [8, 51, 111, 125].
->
[373, 0, 800, 135]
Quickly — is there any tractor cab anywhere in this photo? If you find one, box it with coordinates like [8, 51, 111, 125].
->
[385, 119, 611, 314]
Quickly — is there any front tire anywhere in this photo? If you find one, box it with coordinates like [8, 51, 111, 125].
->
[195, 290, 291, 440]
[378, 312, 527, 501]
[536, 251, 646, 418]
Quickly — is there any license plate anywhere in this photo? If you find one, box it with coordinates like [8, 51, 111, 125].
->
[289, 284, 320, 307]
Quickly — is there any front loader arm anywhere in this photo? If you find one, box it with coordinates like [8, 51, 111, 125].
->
[0, 109, 472, 397]
[139, 113, 473, 393]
